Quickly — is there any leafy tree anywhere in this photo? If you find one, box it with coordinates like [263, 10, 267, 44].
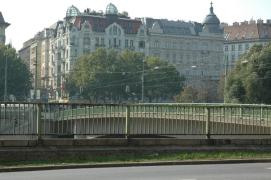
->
[175, 86, 198, 103]
[144, 56, 184, 102]
[225, 43, 271, 104]
[0, 45, 32, 101]
[67, 48, 184, 103]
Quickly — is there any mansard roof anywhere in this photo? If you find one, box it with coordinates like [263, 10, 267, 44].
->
[72, 15, 142, 34]
[145, 18, 202, 36]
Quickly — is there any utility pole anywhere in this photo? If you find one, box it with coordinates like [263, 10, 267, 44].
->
[141, 59, 144, 103]
[4, 54, 7, 101]
[224, 56, 228, 103]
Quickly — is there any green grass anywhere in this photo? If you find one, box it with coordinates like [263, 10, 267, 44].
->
[1, 151, 271, 167]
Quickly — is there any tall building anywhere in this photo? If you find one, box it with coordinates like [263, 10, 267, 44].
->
[224, 19, 271, 69]
[19, 29, 54, 100]
[0, 12, 10, 44]
[20, 3, 224, 101]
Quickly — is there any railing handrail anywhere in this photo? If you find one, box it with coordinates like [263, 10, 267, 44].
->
[1, 102, 271, 108]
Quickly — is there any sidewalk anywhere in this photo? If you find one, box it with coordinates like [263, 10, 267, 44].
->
[1, 158, 271, 173]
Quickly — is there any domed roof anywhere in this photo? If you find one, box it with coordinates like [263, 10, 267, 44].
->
[66, 5, 80, 17]
[203, 2, 220, 25]
[105, 3, 118, 15]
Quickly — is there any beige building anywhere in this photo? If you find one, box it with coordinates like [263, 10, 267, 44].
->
[20, 29, 53, 100]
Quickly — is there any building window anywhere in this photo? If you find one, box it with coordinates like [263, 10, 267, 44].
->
[95, 37, 99, 46]
[130, 40, 134, 47]
[114, 38, 117, 47]
[83, 37, 91, 46]
[238, 44, 242, 51]
[113, 26, 117, 35]
[101, 38, 105, 46]
[172, 53, 176, 64]
[231, 44, 235, 51]
[125, 39, 128, 48]
[57, 52, 61, 60]
[154, 40, 160, 48]
[224, 45, 228, 51]
[71, 36, 76, 46]
[166, 53, 170, 59]
[231, 54, 235, 61]
[83, 49, 90, 54]
[139, 41, 145, 48]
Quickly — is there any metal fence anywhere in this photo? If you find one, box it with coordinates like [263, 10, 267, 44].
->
[1, 102, 271, 138]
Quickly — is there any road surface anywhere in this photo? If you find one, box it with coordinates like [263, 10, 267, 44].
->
[1, 163, 271, 180]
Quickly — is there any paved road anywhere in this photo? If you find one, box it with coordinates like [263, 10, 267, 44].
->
[1, 163, 271, 180]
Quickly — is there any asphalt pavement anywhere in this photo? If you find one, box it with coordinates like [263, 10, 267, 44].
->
[0, 162, 271, 180]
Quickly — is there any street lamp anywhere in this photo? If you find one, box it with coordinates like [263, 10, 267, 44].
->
[4, 54, 7, 101]
[141, 59, 145, 103]
[141, 59, 159, 103]
[34, 45, 38, 101]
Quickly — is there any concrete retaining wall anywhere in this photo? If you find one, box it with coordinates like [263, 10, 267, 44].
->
[1, 138, 271, 147]
[1, 138, 271, 162]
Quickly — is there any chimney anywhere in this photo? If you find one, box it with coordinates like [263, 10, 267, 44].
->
[241, 21, 248, 25]
[257, 19, 263, 24]
[233, 22, 239, 26]
[249, 19, 256, 24]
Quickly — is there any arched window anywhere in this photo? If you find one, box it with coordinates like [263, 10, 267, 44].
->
[83, 37, 91, 46]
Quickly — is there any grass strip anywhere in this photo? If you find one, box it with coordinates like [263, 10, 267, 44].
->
[1, 150, 271, 167]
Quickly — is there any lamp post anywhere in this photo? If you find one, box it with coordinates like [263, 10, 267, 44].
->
[141, 59, 145, 103]
[141, 61, 160, 103]
[4, 54, 7, 101]
[34, 45, 38, 100]
[224, 56, 229, 103]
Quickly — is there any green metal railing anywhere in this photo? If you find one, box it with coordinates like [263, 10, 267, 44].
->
[1, 102, 271, 139]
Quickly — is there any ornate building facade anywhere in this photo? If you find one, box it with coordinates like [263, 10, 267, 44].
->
[20, 3, 224, 101]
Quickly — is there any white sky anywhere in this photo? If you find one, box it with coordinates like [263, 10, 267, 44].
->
[1, 0, 270, 50]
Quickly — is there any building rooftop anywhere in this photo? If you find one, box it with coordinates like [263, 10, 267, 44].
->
[224, 20, 271, 41]
[145, 18, 200, 36]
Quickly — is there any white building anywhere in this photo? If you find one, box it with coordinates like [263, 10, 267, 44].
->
[21, 3, 224, 101]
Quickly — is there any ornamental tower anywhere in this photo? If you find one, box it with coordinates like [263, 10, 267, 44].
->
[0, 12, 10, 44]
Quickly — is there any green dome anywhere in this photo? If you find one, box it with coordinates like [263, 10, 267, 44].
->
[106, 3, 118, 15]
[66, 5, 80, 17]
[203, 3, 220, 25]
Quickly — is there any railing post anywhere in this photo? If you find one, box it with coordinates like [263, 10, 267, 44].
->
[239, 105, 243, 119]
[205, 106, 210, 139]
[36, 103, 42, 141]
[260, 104, 263, 121]
[125, 105, 130, 138]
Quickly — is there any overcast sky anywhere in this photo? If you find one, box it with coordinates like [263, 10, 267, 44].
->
[1, 0, 270, 50]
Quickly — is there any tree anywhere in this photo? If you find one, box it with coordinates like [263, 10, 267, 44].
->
[0, 45, 32, 101]
[143, 56, 184, 102]
[225, 43, 271, 104]
[175, 86, 198, 103]
[67, 48, 184, 103]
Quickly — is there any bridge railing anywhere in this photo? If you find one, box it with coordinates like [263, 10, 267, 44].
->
[0, 102, 271, 138]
